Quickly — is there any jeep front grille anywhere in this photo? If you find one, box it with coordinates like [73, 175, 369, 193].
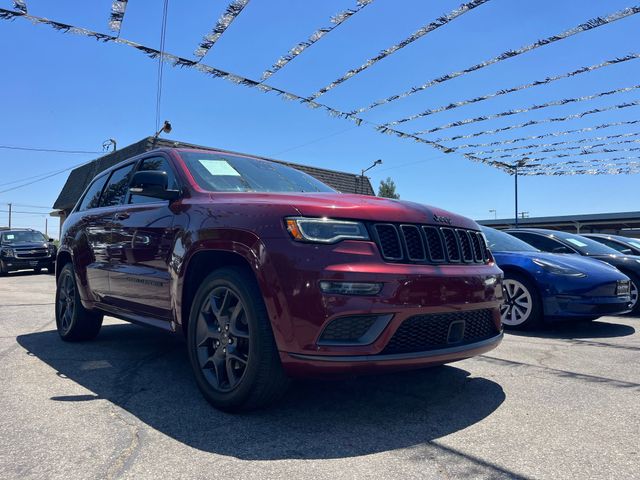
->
[372, 224, 489, 265]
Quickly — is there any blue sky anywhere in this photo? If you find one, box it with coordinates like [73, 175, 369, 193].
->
[1, 0, 639, 236]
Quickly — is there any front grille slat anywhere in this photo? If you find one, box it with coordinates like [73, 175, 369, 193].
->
[373, 223, 488, 265]
[15, 248, 49, 259]
[382, 309, 498, 355]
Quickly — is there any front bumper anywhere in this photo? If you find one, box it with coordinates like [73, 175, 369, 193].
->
[544, 294, 632, 318]
[2, 256, 54, 271]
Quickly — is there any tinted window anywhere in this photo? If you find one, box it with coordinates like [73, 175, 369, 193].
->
[179, 151, 335, 193]
[129, 157, 179, 204]
[509, 232, 574, 254]
[77, 174, 109, 211]
[546, 231, 620, 256]
[1, 230, 47, 244]
[592, 237, 632, 255]
[481, 227, 538, 252]
[99, 164, 135, 207]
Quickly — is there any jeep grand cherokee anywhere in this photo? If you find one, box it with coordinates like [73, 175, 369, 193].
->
[55, 148, 504, 411]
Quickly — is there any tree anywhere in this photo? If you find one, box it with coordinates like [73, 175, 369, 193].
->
[378, 177, 400, 199]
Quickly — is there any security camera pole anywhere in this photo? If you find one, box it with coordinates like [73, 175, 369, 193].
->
[152, 120, 172, 147]
[360, 159, 383, 194]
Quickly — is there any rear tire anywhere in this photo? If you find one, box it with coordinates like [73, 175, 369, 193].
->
[501, 272, 543, 330]
[55, 263, 103, 341]
[187, 267, 290, 412]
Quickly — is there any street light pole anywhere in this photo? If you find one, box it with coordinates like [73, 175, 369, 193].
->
[7, 203, 11, 229]
[513, 158, 528, 228]
[359, 159, 383, 194]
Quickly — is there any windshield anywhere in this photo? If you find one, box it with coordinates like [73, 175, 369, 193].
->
[550, 231, 621, 256]
[1, 231, 47, 244]
[179, 152, 336, 193]
[481, 226, 538, 252]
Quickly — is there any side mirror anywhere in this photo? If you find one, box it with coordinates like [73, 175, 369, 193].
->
[552, 246, 572, 254]
[129, 171, 180, 201]
[48, 238, 54, 243]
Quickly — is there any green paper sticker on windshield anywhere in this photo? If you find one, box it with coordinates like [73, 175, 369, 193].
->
[199, 159, 241, 177]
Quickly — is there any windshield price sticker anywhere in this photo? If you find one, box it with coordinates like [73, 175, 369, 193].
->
[198, 159, 241, 177]
[566, 238, 588, 247]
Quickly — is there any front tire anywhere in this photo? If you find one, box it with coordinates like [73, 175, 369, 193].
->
[624, 272, 640, 315]
[500, 273, 543, 330]
[0, 260, 7, 276]
[187, 267, 289, 412]
[55, 263, 103, 341]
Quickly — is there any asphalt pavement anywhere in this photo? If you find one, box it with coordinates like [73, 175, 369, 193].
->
[0, 272, 638, 479]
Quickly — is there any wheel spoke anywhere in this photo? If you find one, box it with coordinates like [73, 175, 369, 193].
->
[211, 289, 231, 318]
[229, 303, 249, 339]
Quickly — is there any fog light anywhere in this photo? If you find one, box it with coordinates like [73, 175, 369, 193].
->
[319, 281, 383, 295]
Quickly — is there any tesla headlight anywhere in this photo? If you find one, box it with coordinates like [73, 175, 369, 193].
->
[533, 258, 586, 277]
[285, 217, 369, 244]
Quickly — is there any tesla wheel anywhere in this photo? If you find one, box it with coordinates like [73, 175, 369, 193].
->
[500, 273, 543, 330]
[625, 272, 640, 315]
[55, 263, 103, 341]
[187, 267, 289, 412]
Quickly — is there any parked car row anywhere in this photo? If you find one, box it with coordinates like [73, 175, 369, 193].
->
[14, 145, 635, 411]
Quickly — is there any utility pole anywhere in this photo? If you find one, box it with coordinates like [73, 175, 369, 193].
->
[7, 203, 11, 229]
[489, 209, 496, 219]
[45, 217, 48, 238]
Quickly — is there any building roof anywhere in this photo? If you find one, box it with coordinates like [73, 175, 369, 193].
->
[477, 211, 640, 234]
[53, 137, 375, 211]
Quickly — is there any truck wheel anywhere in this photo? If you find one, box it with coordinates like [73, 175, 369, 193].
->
[187, 267, 290, 412]
[500, 272, 543, 330]
[55, 263, 103, 341]
[0, 260, 7, 276]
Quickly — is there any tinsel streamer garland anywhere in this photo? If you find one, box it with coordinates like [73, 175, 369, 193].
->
[521, 156, 640, 175]
[310, 0, 489, 99]
[477, 138, 640, 157]
[357, 6, 640, 113]
[431, 101, 640, 142]
[0, 8, 495, 171]
[109, 0, 127, 35]
[194, 0, 250, 60]
[261, 0, 374, 81]
[13, 1, 26, 14]
[471, 132, 640, 154]
[399, 84, 640, 135]
[523, 164, 640, 176]
[481, 146, 640, 163]
[455, 121, 640, 149]
[386, 53, 640, 126]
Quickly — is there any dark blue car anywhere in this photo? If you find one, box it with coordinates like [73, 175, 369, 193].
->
[481, 227, 632, 329]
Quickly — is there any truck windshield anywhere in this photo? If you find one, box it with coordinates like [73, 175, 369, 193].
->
[179, 151, 336, 193]
[1, 231, 47, 244]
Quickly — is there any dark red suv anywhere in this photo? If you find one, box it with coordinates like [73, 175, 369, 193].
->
[55, 148, 504, 411]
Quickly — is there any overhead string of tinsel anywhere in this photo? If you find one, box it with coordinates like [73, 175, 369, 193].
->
[470, 132, 640, 154]
[474, 136, 640, 157]
[12, 1, 26, 14]
[309, 0, 490, 99]
[522, 163, 640, 176]
[0, 8, 503, 171]
[520, 156, 640, 175]
[431, 100, 640, 142]
[454, 121, 640, 149]
[481, 146, 640, 163]
[108, 0, 128, 36]
[408, 84, 640, 135]
[194, 0, 250, 61]
[355, 6, 640, 114]
[261, 0, 374, 81]
[385, 53, 640, 126]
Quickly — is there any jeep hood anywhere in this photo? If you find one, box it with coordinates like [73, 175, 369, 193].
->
[209, 192, 479, 230]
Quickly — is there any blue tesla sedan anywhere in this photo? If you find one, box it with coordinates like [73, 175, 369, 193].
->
[481, 227, 632, 329]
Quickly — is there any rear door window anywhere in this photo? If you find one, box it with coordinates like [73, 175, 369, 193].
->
[77, 174, 109, 211]
[99, 164, 135, 207]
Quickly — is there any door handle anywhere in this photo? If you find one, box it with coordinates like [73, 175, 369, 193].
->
[114, 212, 130, 220]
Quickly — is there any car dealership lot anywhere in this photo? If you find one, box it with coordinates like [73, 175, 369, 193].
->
[1, 273, 638, 480]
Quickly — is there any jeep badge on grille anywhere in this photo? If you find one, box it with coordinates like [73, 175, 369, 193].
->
[433, 214, 452, 225]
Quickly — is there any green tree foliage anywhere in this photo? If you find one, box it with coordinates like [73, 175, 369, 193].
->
[378, 177, 400, 199]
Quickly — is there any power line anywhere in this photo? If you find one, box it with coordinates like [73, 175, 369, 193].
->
[155, 0, 169, 133]
[0, 144, 102, 154]
[7, 203, 51, 209]
[0, 160, 91, 195]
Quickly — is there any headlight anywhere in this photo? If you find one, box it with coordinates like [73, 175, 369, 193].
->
[3, 248, 14, 257]
[285, 217, 369, 244]
[533, 258, 586, 277]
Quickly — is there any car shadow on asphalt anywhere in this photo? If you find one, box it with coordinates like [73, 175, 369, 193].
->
[507, 319, 635, 340]
[17, 324, 505, 461]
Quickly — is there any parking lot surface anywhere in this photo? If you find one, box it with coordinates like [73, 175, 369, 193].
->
[0, 272, 638, 479]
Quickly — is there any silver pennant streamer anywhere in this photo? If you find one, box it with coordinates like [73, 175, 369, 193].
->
[454, 121, 640, 149]
[109, 0, 127, 35]
[0, 9, 489, 170]
[310, 0, 489, 99]
[261, 0, 374, 81]
[12, 1, 26, 14]
[521, 156, 640, 175]
[194, 0, 250, 60]
[481, 146, 640, 163]
[471, 132, 640, 154]
[386, 53, 640, 126]
[404, 84, 640, 135]
[432, 101, 640, 142]
[357, 6, 640, 113]
[477, 138, 640, 157]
